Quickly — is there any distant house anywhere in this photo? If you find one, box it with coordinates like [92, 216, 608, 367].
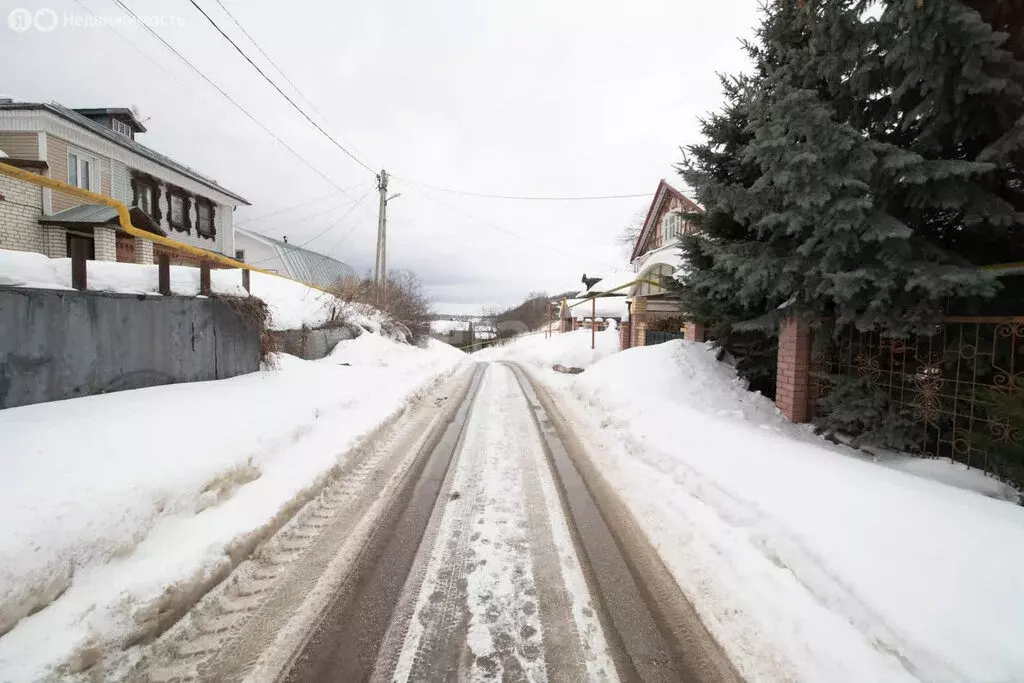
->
[572, 179, 703, 348]
[234, 227, 355, 289]
[0, 99, 249, 265]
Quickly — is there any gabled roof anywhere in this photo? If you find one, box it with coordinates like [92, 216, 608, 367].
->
[236, 228, 355, 289]
[0, 102, 249, 205]
[629, 179, 701, 263]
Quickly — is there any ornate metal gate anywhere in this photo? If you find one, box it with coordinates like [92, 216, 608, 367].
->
[811, 318, 1024, 479]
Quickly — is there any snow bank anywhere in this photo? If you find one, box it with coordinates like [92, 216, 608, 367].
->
[0, 248, 382, 331]
[0, 335, 465, 680]
[475, 327, 620, 376]
[552, 340, 1024, 682]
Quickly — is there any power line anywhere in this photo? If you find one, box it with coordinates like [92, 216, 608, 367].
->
[186, 0, 376, 175]
[235, 182, 367, 225]
[109, 0, 356, 198]
[394, 175, 655, 202]
[246, 189, 373, 266]
[74, 0, 191, 92]
[207, 0, 373, 164]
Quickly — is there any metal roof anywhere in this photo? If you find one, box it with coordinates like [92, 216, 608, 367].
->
[237, 228, 356, 289]
[39, 204, 116, 224]
[38, 203, 167, 236]
[0, 102, 249, 205]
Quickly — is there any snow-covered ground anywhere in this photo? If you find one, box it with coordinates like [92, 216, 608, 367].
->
[0, 248, 381, 331]
[496, 331, 1024, 682]
[0, 333, 465, 680]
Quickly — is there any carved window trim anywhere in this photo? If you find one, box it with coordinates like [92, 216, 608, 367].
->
[130, 172, 162, 223]
[195, 197, 216, 240]
[166, 185, 192, 234]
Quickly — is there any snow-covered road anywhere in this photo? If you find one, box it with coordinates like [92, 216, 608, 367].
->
[131, 361, 728, 683]
[383, 362, 617, 681]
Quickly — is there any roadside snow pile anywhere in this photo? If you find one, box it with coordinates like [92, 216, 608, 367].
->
[475, 326, 619, 375]
[0, 334, 465, 681]
[553, 340, 1024, 682]
[0, 248, 380, 331]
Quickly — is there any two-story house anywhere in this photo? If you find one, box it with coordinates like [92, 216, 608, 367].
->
[625, 179, 702, 347]
[0, 99, 248, 265]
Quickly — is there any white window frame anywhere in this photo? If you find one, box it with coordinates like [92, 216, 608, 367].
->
[67, 148, 99, 192]
[112, 119, 132, 137]
[661, 211, 682, 243]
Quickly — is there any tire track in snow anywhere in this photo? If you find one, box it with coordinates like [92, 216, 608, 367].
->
[389, 364, 615, 681]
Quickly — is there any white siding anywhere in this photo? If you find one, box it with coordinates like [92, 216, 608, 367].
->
[111, 159, 128, 203]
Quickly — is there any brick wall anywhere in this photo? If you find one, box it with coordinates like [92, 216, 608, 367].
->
[116, 233, 135, 263]
[684, 322, 706, 342]
[94, 226, 117, 262]
[776, 316, 811, 422]
[631, 297, 648, 347]
[0, 173, 44, 253]
[619, 321, 631, 350]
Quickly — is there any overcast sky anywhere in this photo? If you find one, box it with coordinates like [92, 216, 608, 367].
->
[1, 0, 758, 313]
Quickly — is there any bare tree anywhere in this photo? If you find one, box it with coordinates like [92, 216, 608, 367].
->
[618, 210, 647, 256]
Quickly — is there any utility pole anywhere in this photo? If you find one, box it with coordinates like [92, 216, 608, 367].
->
[374, 169, 388, 294]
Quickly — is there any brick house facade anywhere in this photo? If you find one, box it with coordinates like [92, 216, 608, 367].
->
[0, 164, 44, 254]
[0, 101, 249, 264]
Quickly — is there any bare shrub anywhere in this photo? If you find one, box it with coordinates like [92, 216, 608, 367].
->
[329, 269, 433, 341]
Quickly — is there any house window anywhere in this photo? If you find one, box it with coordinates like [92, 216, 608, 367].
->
[131, 173, 162, 222]
[137, 184, 153, 215]
[67, 151, 95, 190]
[166, 188, 191, 233]
[196, 199, 216, 239]
[112, 119, 132, 137]
[660, 211, 682, 244]
[170, 194, 184, 225]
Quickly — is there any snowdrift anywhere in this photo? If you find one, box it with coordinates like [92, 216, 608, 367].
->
[0, 327, 464, 680]
[560, 340, 1024, 682]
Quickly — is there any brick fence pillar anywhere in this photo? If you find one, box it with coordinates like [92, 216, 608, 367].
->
[632, 297, 648, 347]
[94, 226, 117, 262]
[776, 316, 812, 422]
[619, 321, 631, 350]
[684, 321, 706, 342]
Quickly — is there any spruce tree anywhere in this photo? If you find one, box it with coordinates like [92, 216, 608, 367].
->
[673, 0, 1024, 446]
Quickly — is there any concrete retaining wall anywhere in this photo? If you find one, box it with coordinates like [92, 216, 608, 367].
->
[271, 324, 359, 360]
[0, 286, 261, 409]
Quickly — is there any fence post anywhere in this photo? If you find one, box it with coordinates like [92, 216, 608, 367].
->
[70, 238, 87, 291]
[200, 259, 212, 296]
[776, 316, 812, 422]
[158, 254, 171, 295]
[241, 268, 250, 293]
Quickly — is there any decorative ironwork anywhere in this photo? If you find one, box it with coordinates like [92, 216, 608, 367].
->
[810, 317, 1024, 478]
